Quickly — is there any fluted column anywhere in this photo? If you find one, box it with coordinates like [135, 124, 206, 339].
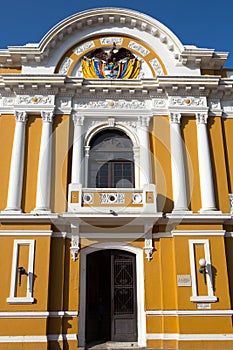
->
[71, 112, 84, 184]
[33, 111, 54, 213]
[196, 112, 217, 212]
[138, 116, 151, 187]
[5, 111, 27, 212]
[169, 113, 189, 212]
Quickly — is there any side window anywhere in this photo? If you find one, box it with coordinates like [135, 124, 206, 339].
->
[89, 130, 134, 188]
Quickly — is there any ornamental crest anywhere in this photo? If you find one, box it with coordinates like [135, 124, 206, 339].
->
[82, 43, 140, 79]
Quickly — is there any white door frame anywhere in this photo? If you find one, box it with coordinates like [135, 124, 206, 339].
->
[78, 242, 146, 347]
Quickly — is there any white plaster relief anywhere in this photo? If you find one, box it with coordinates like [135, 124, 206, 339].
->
[208, 99, 220, 110]
[149, 58, 164, 76]
[74, 41, 95, 55]
[119, 120, 137, 129]
[3, 97, 15, 106]
[153, 99, 166, 108]
[56, 97, 72, 108]
[59, 57, 73, 75]
[170, 96, 206, 107]
[100, 193, 125, 204]
[128, 41, 149, 57]
[16, 95, 53, 105]
[100, 37, 123, 45]
[74, 99, 146, 110]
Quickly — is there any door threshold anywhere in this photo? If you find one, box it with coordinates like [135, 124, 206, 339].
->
[86, 341, 144, 349]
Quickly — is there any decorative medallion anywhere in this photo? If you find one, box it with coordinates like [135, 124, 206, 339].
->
[82, 43, 140, 79]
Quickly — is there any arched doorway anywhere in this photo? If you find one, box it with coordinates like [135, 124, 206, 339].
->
[85, 250, 137, 344]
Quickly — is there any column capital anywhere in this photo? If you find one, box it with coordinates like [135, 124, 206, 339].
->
[41, 111, 54, 123]
[72, 111, 84, 126]
[169, 112, 181, 124]
[15, 111, 27, 122]
[84, 146, 90, 157]
[137, 116, 150, 127]
[196, 112, 208, 125]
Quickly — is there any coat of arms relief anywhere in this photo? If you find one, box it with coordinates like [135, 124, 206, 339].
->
[82, 43, 141, 79]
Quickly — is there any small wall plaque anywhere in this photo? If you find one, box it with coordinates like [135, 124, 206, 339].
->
[177, 275, 192, 287]
[197, 303, 211, 310]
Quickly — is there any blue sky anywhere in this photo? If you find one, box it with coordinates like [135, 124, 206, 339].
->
[1, 0, 233, 67]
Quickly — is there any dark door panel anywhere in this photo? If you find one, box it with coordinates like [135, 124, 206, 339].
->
[86, 250, 137, 344]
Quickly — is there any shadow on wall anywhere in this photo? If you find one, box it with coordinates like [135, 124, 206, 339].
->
[157, 193, 174, 213]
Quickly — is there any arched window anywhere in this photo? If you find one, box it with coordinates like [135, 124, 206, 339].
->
[88, 130, 135, 188]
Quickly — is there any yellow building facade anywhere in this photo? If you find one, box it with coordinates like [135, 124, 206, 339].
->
[0, 7, 233, 350]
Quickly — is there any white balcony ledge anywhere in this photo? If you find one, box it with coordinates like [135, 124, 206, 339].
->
[67, 183, 157, 215]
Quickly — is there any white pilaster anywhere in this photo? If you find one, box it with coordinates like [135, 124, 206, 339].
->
[196, 113, 217, 212]
[33, 111, 54, 213]
[169, 113, 189, 212]
[4, 111, 27, 212]
[71, 112, 84, 185]
[133, 146, 140, 188]
[84, 146, 90, 188]
[138, 116, 151, 187]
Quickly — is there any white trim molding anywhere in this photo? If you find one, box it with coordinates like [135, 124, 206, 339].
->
[146, 310, 233, 316]
[0, 230, 53, 236]
[0, 334, 77, 343]
[0, 311, 78, 318]
[189, 239, 217, 303]
[173, 230, 225, 236]
[7, 240, 35, 304]
[146, 333, 233, 341]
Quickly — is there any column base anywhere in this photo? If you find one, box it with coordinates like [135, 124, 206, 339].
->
[199, 209, 222, 214]
[1, 208, 22, 214]
[171, 209, 193, 215]
[31, 208, 52, 215]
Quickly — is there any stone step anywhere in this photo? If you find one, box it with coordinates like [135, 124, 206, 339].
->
[82, 341, 146, 349]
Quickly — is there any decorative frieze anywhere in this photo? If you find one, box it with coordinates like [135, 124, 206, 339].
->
[3, 97, 15, 106]
[16, 95, 53, 105]
[169, 96, 206, 107]
[74, 99, 146, 110]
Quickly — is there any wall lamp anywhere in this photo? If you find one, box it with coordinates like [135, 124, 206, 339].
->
[199, 258, 208, 284]
[17, 266, 27, 286]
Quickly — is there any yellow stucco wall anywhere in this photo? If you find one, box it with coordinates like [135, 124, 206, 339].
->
[52, 114, 71, 213]
[181, 117, 201, 212]
[22, 116, 41, 213]
[151, 116, 173, 213]
[208, 117, 229, 212]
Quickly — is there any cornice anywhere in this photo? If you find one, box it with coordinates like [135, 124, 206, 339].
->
[0, 8, 228, 70]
